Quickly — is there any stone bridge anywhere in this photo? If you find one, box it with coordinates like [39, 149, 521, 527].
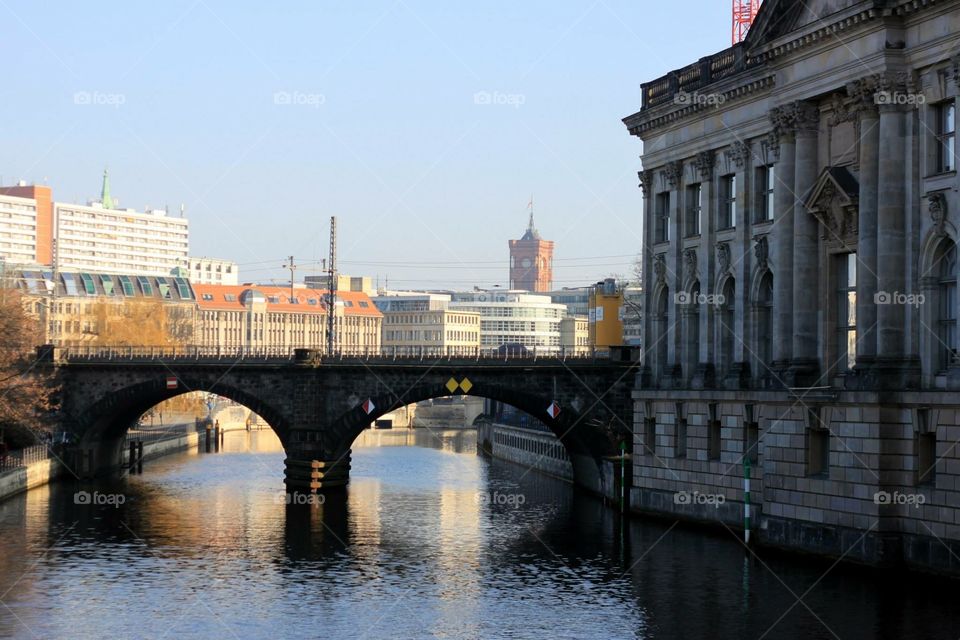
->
[43, 347, 640, 496]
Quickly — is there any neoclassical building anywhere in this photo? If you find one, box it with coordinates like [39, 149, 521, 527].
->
[624, 0, 960, 573]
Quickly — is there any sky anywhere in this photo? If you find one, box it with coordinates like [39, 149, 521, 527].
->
[3, 1, 729, 291]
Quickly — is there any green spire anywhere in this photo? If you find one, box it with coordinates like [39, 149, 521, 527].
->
[101, 169, 113, 209]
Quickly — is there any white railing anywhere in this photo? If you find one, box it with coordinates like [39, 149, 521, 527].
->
[0, 444, 51, 472]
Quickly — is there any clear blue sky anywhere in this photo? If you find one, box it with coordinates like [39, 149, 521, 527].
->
[3, 1, 729, 290]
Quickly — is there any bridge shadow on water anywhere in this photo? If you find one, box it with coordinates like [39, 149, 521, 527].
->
[1, 429, 959, 639]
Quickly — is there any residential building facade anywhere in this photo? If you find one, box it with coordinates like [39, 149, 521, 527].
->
[185, 257, 238, 285]
[0, 184, 52, 266]
[560, 315, 589, 354]
[623, 0, 960, 573]
[381, 308, 481, 354]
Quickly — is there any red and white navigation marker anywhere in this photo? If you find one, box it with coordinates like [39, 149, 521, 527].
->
[546, 401, 561, 419]
[166, 376, 178, 390]
[362, 398, 376, 415]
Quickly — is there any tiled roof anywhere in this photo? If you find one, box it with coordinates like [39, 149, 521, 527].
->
[192, 284, 381, 317]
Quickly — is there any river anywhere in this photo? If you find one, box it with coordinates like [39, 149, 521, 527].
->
[0, 428, 956, 639]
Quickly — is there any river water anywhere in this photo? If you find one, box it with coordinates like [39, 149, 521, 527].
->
[0, 428, 957, 640]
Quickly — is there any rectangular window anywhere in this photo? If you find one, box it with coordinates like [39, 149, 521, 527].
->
[79, 273, 97, 295]
[756, 165, 775, 222]
[807, 411, 830, 476]
[685, 184, 702, 237]
[137, 276, 153, 296]
[99, 274, 115, 296]
[118, 275, 135, 296]
[937, 100, 956, 173]
[707, 419, 721, 460]
[644, 417, 656, 456]
[836, 253, 857, 371]
[719, 174, 736, 229]
[654, 192, 670, 243]
[676, 418, 687, 458]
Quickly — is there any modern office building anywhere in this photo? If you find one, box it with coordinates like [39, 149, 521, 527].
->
[548, 287, 590, 317]
[450, 289, 566, 353]
[623, 0, 960, 572]
[381, 308, 481, 354]
[305, 274, 375, 295]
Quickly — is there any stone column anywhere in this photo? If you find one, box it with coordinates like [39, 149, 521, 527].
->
[876, 92, 907, 365]
[664, 160, 684, 386]
[639, 169, 655, 385]
[769, 107, 796, 376]
[694, 150, 715, 388]
[790, 102, 821, 385]
[854, 94, 880, 369]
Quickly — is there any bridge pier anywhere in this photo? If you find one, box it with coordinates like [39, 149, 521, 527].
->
[283, 454, 352, 491]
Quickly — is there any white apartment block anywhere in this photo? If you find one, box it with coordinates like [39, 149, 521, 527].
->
[185, 256, 238, 285]
[55, 202, 189, 276]
[0, 194, 39, 265]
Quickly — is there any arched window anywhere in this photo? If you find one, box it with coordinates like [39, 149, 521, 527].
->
[756, 272, 773, 378]
[937, 240, 957, 370]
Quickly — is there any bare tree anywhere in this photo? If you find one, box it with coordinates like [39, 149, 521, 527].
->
[0, 288, 57, 447]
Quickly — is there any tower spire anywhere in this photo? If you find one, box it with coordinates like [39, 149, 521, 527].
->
[100, 169, 114, 210]
[527, 195, 535, 232]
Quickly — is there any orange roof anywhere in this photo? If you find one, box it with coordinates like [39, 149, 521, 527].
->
[192, 284, 381, 317]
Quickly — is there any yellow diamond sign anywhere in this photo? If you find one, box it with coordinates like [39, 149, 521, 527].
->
[445, 378, 459, 393]
[459, 377, 473, 393]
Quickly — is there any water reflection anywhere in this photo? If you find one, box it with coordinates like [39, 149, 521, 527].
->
[0, 429, 956, 639]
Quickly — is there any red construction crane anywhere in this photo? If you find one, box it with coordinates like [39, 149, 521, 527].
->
[732, 0, 762, 44]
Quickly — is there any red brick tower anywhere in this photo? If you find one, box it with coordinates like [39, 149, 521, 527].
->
[508, 208, 553, 292]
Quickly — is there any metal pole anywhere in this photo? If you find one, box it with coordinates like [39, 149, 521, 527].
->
[620, 439, 627, 513]
[744, 457, 752, 545]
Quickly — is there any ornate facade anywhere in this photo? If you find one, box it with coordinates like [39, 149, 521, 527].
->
[623, 0, 960, 573]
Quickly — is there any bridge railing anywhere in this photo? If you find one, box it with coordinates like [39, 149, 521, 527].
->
[0, 444, 51, 473]
[53, 344, 628, 363]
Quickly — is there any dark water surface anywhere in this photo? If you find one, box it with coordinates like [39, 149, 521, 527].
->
[0, 428, 956, 639]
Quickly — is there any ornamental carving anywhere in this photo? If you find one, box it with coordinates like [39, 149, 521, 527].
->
[805, 167, 860, 247]
[638, 169, 654, 195]
[929, 192, 948, 236]
[663, 161, 683, 188]
[793, 101, 820, 134]
[653, 254, 667, 285]
[682, 248, 698, 282]
[827, 92, 856, 126]
[716, 242, 731, 274]
[753, 235, 768, 272]
[769, 101, 819, 139]
[725, 140, 752, 169]
[694, 150, 715, 180]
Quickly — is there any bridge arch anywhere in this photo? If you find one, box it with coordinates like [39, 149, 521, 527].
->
[69, 377, 291, 472]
